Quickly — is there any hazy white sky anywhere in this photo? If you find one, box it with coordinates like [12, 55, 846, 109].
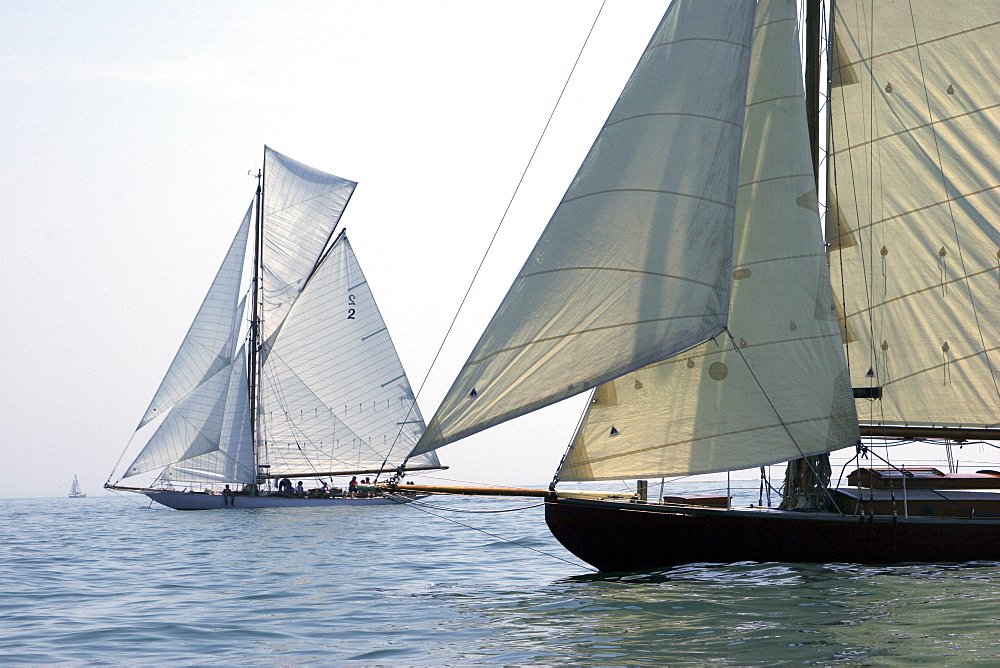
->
[2, 1, 678, 498]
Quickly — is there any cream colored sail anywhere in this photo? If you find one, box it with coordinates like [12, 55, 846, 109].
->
[828, 0, 1000, 429]
[411, 0, 758, 457]
[559, 0, 859, 481]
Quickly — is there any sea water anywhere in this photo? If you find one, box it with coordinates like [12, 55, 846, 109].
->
[3, 487, 999, 665]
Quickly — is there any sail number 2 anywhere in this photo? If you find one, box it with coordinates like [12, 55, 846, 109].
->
[348, 294, 356, 319]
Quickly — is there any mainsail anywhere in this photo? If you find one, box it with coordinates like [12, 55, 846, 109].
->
[560, 0, 859, 481]
[118, 147, 439, 488]
[828, 0, 1000, 429]
[259, 233, 438, 474]
[412, 0, 759, 457]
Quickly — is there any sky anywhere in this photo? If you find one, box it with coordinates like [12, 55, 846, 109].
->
[2, 0, 679, 498]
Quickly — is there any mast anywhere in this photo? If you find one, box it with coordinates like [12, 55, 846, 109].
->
[804, 0, 821, 187]
[779, 0, 832, 510]
[249, 161, 264, 480]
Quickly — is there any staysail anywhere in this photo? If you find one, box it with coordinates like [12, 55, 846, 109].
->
[559, 0, 859, 481]
[136, 206, 252, 428]
[828, 0, 1000, 429]
[259, 233, 440, 474]
[158, 345, 255, 485]
[412, 0, 759, 457]
[123, 210, 252, 480]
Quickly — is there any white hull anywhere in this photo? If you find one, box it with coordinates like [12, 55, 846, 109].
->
[142, 489, 423, 510]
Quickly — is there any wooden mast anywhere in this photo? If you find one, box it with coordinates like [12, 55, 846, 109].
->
[779, 0, 833, 510]
[249, 157, 264, 483]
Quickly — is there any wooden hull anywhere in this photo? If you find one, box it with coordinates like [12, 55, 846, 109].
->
[545, 496, 1000, 572]
[142, 489, 422, 510]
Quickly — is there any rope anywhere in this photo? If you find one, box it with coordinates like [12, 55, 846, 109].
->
[383, 493, 596, 572]
[404, 497, 545, 514]
[723, 328, 844, 513]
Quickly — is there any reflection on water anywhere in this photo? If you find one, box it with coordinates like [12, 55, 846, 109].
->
[2, 494, 998, 665]
[454, 561, 1000, 665]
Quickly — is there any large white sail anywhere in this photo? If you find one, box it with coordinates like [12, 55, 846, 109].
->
[124, 360, 243, 477]
[137, 207, 252, 428]
[260, 234, 439, 474]
[411, 0, 758, 457]
[559, 0, 859, 481]
[159, 346, 255, 485]
[260, 147, 357, 346]
[828, 0, 1000, 429]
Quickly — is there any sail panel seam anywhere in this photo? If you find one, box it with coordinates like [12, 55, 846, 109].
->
[828, 104, 1000, 157]
[648, 37, 752, 53]
[829, 185, 999, 238]
[745, 93, 803, 109]
[604, 111, 744, 131]
[468, 313, 726, 366]
[831, 19, 1000, 72]
[362, 326, 388, 342]
[518, 264, 722, 288]
[875, 344, 1000, 388]
[843, 264, 997, 320]
[560, 187, 736, 209]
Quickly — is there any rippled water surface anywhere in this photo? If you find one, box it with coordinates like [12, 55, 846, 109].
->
[3, 492, 999, 665]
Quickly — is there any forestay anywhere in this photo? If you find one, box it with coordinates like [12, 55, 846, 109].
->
[828, 0, 1000, 429]
[559, 0, 859, 481]
[412, 0, 758, 457]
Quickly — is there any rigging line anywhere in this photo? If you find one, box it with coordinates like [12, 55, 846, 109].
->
[389, 0, 612, 475]
[723, 327, 845, 513]
[405, 498, 546, 514]
[828, 2, 878, 388]
[382, 493, 597, 572]
[550, 387, 593, 487]
[107, 429, 141, 486]
[106, 486, 159, 510]
[906, 0, 1000, 405]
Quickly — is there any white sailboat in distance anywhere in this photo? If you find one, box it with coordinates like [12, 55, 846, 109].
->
[69, 475, 85, 498]
[107, 147, 445, 510]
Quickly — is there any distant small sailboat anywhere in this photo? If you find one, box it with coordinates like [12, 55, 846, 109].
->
[69, 475, 86, 498]
[107, 147, 444, 510]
